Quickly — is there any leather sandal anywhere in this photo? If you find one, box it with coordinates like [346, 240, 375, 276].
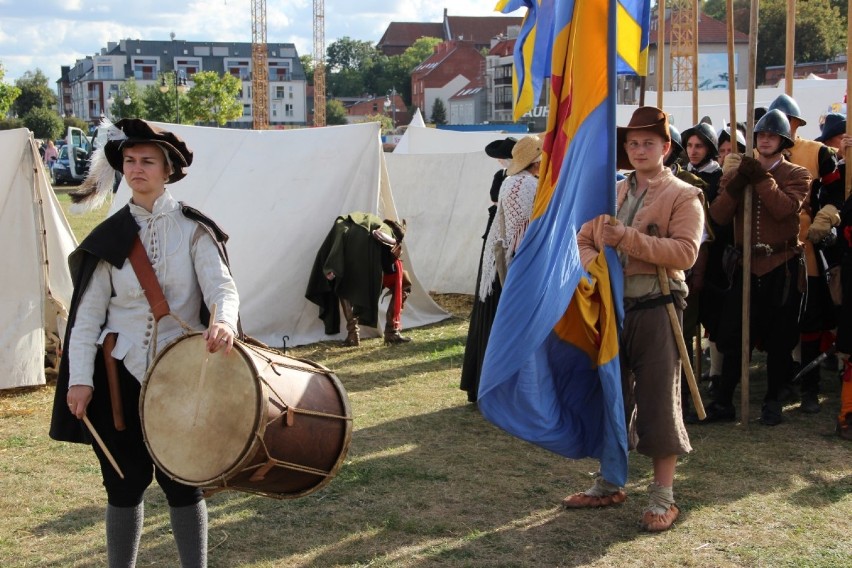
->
[640, 504, 680, 532]
[562, 490, 626, 509]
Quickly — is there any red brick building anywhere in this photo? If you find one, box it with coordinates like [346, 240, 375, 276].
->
[377, 9, 522, 56]
[411, 40, 485, 122]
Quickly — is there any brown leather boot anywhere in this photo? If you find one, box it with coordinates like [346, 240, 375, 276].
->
[384, 330, 411, 345]
[838, 413, 852, 441]
[340, 299, 360, 347]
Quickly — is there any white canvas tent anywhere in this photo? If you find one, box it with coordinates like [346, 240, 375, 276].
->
[110, 121, 448, 347]
[0, 129, 76, 389]
[386, 151, 497, 294]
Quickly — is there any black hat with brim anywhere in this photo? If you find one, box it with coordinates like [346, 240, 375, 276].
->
[103, 119, 193, 184]
[484, 137, 518, 159]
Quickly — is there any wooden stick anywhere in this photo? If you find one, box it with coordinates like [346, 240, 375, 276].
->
[193, 303, 217, 426]
[740, 0, 761, 427]
[846, 0, 852, 199]
[82, 415, 124, 479]
[648, 225, 706, 420]
[726, 0, 737, 133]
[691, 1, 699, 125]
[656, 0, 666, 109]
[785, 0, 795, 95]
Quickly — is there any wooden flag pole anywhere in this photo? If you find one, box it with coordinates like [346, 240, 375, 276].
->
[657, 0, 666, 108]
[691, 0, 699, 125]
[740, 0, 760, 427]
[847, 0, 852, 198]
[785, 0, 795, 95]
[726, 0, 737, 133]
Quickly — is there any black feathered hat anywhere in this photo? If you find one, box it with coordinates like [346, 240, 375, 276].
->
[484, 137, 518, 159]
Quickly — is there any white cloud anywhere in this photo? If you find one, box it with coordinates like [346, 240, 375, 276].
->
[0, 0, 522, 86]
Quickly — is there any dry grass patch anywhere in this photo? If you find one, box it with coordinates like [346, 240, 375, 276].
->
[1, 194, 847, 566]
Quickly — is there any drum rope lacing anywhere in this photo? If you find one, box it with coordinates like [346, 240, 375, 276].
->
[257, 374, 353, 422]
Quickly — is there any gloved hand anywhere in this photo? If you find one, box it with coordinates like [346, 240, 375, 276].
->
[722, 153, 742, 175]
[739, 156, 771, 184]
[600, 216, 626, 247]
[808, 204, 841, 243]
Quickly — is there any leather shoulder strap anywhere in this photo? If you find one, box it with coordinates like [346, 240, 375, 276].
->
[127, 236, 171, 321]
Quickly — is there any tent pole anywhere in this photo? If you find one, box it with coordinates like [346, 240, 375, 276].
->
[785, 0, 795, 95]
[740, 0, 760, 428]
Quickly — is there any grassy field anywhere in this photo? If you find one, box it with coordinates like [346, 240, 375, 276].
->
[0, 192, 849, 567]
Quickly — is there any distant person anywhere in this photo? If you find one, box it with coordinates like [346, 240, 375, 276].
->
[569, 106, 704, 533]
[43, 139, 59, 181]
[460, 136, 517, 403]
[306, 213, 411, 346]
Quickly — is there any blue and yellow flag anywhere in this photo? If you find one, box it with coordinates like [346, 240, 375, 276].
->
[480, 0, 630, 486]
[616, 0, 651, 76]
[498, 0, 649, 121]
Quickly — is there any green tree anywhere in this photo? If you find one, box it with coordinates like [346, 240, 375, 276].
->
[702, 0, 845, 82]
[399, 37, 442, 72]
[430, 98, 447, 125]
[182, 71, 242, 126]
[0, 117, 25, 131]
[325, 99, 348, 125]
[359, 112, 394, 133]
[108, 78, 145, 121]
[328, 68, 367, 97]
[300, 54, 315, 85]
[143, 72, 192, 124]
[63, 115, 89, 132]
[23, 106, 64, 139]
[0, 62, 21, 117]
[12, 69, 57, 117]
[326, 37, 378, 72]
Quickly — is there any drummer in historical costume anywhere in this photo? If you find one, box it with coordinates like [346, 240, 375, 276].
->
[49, 119, 240, 568]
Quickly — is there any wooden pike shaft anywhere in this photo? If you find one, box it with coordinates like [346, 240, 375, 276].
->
[648, 225, 706, 420]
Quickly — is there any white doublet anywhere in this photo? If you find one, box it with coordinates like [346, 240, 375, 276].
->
[69, 191, 239, 386]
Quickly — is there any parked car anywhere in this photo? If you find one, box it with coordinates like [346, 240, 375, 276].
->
[52, 145, 89, 185]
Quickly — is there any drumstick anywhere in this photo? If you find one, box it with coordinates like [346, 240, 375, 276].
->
[82, 415, 125, 479]
[193, 304, 217, 426]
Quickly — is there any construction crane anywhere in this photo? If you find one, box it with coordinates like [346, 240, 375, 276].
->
[251, 0, 269, 129]
[313, 0, 326, 127]
[670, 0, 698, 93]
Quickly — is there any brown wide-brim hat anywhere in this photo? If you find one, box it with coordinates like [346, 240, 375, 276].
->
[616, 106, 670, 170]
[506, 134, 543, 176]
[484, 137, 517, 159]
[104, 118, 193, 184]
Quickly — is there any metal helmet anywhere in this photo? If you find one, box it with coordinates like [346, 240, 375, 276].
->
[717, 125, 746, 152]
[668, 124, 684, 156]
[768, 93, 807, 126]
[680, 122, 719, 158]
[753, 109, 794, 151]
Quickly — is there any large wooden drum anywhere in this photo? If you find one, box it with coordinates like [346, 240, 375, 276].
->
[140, 333, 352, 499]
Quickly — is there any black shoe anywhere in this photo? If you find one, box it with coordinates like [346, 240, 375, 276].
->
[759, 401, 784, 426]
[799, 393, 821, 414]
[695, 401, 736, 423]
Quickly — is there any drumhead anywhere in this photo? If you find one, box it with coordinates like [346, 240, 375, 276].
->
[141, 334, 261, 485]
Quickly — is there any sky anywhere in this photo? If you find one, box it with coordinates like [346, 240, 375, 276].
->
[0, 0, 523, 87]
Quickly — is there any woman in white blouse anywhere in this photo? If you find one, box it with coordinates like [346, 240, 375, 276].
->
[50, 119, 239, 568]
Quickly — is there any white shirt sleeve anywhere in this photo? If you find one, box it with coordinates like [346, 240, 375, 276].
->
[68, 260, 112, 388]
[191, 227, 240, 332]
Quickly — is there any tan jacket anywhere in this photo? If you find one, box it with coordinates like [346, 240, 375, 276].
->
[577, 168, 704, 281]
[709, 158, 811, 276]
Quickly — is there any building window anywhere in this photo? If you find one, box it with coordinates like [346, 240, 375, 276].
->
[176, 58, 201, 77]
[285, 103, 293, 117]
[226, 58, 251, 80]
[275, 86, 285, 99]
[268, 60, 291, 81]
[243, 104, 251, 117]
[97, 65, 113, 79]
[132, 58, 158, 81]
